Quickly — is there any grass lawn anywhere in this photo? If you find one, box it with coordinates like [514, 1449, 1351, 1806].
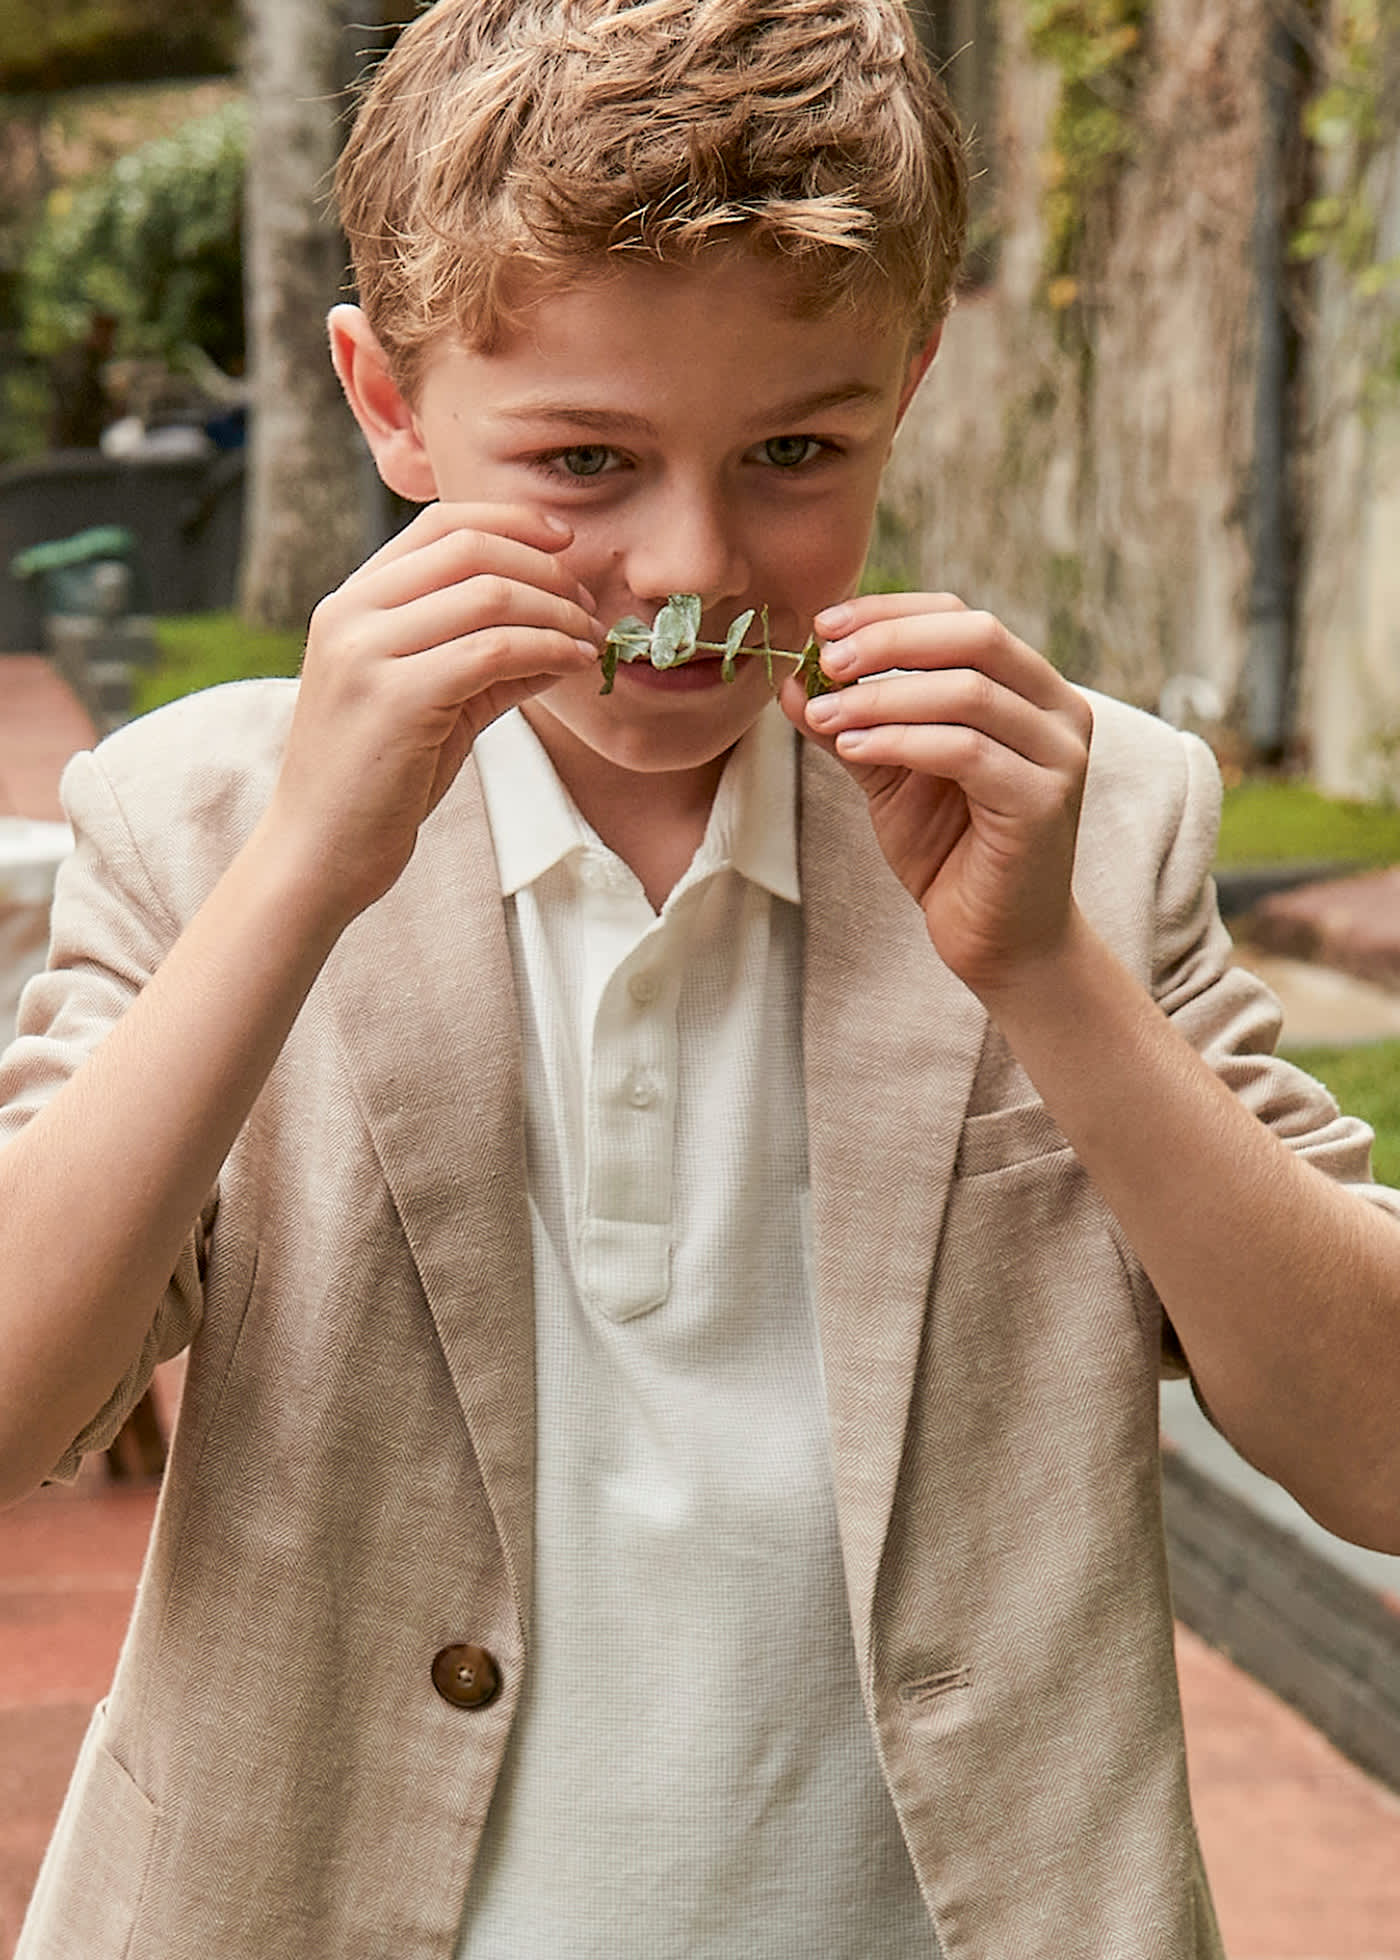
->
[1217, 779, 1400, 869]
[134, 612, 304, 717]
[1281, 1040, 1400, 1187]
[1216, 784, 1400, 1177]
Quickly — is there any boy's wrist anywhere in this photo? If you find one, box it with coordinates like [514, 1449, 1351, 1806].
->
[237, 810, 360, 960]
[961, 904, 1105, 1034]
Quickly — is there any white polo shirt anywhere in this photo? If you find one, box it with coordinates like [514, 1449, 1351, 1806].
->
[457, 705, 937, 1958]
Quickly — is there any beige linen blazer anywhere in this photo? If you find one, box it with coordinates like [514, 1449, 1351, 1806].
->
[7, 681, 1391, 1959]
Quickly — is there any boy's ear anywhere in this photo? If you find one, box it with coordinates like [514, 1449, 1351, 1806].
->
[894, 325, 942, 428]
[328, 304, 439, 503]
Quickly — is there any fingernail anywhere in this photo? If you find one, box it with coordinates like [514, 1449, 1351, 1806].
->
[806, 695, 841, 725]
[544, 514, 572, 536]
[816, 603, 853, 632]
[573, 638, 598, 657]
[821, 643, 854, 676]
[835, 727, 870, 752]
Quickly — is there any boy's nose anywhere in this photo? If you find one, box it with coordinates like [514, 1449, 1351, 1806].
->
[624, 493, 750, 616]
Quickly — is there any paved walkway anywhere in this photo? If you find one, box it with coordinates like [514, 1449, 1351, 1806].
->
[1231, 942, 1400, 1046]
[3, 657, 1400, 1952]
[1250, 866, 1400, 994]
[0, 657, 94, 823]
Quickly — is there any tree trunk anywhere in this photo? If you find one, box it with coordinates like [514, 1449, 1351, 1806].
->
[238, 0, 368, 632]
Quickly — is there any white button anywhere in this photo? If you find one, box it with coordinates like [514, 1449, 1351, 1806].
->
[628, 971, 661, 1006]
[625, 1070, 661, 1110]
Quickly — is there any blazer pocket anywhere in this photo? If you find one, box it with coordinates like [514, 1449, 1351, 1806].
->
[955, 1101, 1075, 1179]
[14, 1701, 158, 1959]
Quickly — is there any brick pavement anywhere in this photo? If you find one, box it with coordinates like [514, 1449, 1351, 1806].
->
[0, 657, 95, 822]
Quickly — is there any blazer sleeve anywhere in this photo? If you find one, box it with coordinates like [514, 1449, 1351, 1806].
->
[0, 746, 213, 1482]
[1131, 721, 1400, 1367]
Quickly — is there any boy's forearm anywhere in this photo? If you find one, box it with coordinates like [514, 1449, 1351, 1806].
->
[977, 911, 1400, 1552]
[0, 817, 343, 1505]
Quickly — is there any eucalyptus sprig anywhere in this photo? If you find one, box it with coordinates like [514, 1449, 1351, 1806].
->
[599, 592, 842, 698]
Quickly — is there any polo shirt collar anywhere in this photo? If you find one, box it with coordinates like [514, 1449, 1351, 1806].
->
[473, 703, 800, 906]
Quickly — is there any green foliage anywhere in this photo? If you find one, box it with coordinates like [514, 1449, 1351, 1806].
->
[1216, 778, 1400, 868]
[0, 1, 237, 92]
[135, 611, 303, 716]
[1027, 0, 1151, 317]
[1280, 1038, 1400, 1185]
[0, 363, 52, 464]
[1294, 1, 1387, 272]
[22, 100, 246, 371]
[598, 596, 823, 695]
[1292, 0, 1400, 387]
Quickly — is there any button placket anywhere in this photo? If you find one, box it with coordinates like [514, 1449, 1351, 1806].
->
[576, 918, 688, 1318]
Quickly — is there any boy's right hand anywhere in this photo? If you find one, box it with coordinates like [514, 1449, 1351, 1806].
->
[265, 503, 601, 928]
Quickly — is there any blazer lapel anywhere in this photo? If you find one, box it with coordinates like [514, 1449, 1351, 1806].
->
[319, 760, 535, 1632]
[800, 747, 987, 1658]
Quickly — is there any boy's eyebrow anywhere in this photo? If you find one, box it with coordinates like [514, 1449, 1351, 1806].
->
[495, 383, 888, 436]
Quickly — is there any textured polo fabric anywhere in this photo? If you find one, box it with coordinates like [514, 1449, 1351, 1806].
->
[457, 705, 937, 1957]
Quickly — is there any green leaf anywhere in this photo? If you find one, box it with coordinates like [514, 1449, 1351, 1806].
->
[650, 593, 702, 668]
[804, 639, 841, 698]
[721, 607, 756, 682]
[605, 616, 651, 659]
[723, 608, 756, 657]
[600, 617, 651, 692]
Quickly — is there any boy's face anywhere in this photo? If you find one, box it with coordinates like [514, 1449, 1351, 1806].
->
[334, 249, 936, 782]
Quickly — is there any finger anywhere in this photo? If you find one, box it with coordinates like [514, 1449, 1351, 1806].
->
[350, 503, 580, 584]
[805, 668, 1084, 773]
[369, 572, 600, 662]
[390, 623, 600, 712]
[818, 607, 1071, 714]
[824, 719, 1074, 819]
[815, 591, 969, 635]
[357, 524, 597, 618]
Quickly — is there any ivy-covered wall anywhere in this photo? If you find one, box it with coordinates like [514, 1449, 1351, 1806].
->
[886, 0, 1268, 749]
[1298, 0, 1400, 794]
[887, 0, 1400, 790]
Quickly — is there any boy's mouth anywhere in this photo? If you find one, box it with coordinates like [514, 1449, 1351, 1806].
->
[607, 651, 733, 694]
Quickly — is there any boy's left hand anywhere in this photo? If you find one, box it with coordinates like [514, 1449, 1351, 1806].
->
[778, 593, 1094, 996]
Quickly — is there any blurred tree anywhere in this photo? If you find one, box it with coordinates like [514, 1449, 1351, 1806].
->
[238, 0, 374, 632]
[22, 101, 246, 372]
[0, 0, 238, 92]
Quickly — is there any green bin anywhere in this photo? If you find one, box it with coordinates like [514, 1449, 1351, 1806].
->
[10, 525, 143, 618]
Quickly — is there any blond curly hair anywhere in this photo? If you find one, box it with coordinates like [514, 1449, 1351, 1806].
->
[336, 0, 968, 393]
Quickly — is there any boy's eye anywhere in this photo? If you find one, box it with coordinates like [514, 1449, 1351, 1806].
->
[760, 435, 823, 469]
[557, 445, 613, 478]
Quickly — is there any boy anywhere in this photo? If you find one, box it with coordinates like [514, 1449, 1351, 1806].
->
[4, 1, 1399, 1954]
